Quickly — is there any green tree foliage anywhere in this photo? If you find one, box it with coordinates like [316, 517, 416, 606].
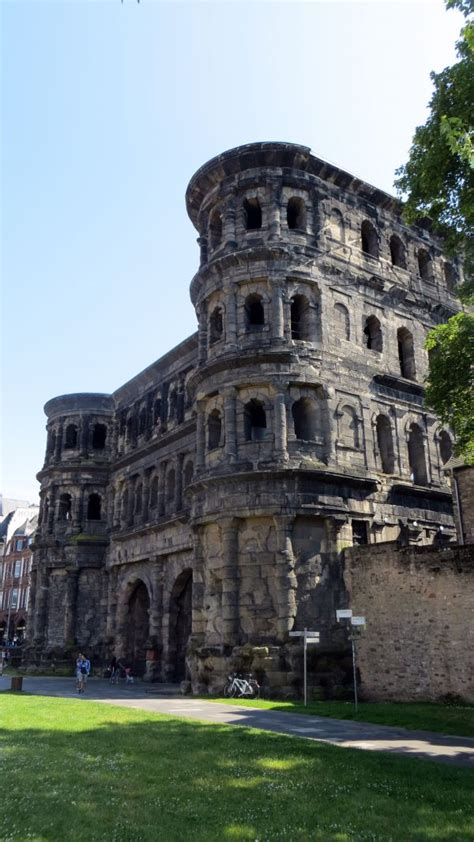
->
[425, 312, 474, 463]
[395, 0, 474, 299]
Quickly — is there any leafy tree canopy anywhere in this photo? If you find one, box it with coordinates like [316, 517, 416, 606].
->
[425, 312, 474, 463]
[395, 0, 474, 301]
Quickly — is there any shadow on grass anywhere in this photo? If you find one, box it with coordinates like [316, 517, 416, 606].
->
[0, 697, 473, 842]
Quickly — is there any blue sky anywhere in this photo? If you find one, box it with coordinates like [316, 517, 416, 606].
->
[1, 0, 463, 502]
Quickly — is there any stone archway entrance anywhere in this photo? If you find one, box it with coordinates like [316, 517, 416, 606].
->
[169, 570, 192, 682]
[126, 581, 150, 676]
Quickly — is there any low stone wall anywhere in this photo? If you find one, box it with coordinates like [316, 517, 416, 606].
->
[343, 543, 474, 703]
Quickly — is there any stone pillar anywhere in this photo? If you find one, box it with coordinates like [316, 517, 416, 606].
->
[195, 402, 206, 471]
[64, 569, 79, 646]
[273, 516, 297, 639]
[224, 195, 237, 248]
[269, 186, 282, 241]
[54, 424, 63, 462]
[272, 285, 285, 340]
[158, 463, 167, 517]
[274, 390, 288, 461]
[191, 526, 206, 642]
[198, 235, 208, 267]
[142, 471, 151, 524]
[332, 516, 353, 554]
[48, 487, 57, 534]
[224, 387, 237, 463]
[33, 564, 49, 644]
[220, 518, 240, 645]
[197, 302, 208, 364]
[175, 453, 184, 512]
[80, 415, 90, 457]
[225, 289, 238, 347]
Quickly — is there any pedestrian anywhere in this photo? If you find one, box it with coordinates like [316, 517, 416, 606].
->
[109, 656, 119, 684]
[75, 653, 91, 693]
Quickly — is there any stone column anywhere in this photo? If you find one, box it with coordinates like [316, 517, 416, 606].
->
[220, 517, 240, 645]
[224, 387, 237, 463]
[158, 463, 167, 517]
[197, 302, 208, 364]
[142, 470, 151, 524]
[80, 415, 90, 457]
[331, 516, 353, 554]
[224, 195, 237, 249]
[268, 186, 282, 241]
[48, 487, 57, 534]
[272, 285, 285, 340]
[274, 390, 288, 461]
[198, 235, 208, 267]
[33, 564, 49, 644]
[273, 516, 297, 639]
[64, 569, 79, 646]
[225, 289, 238, 348]
[54, 424, 63, 462]
[195, 402, 206, 471]
[175, 453, 184, 512]
[191, 526, 206, 643]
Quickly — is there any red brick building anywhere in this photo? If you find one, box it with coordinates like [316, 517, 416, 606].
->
[0, 510, 38, 643]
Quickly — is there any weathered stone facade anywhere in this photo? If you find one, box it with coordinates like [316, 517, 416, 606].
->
[29, 143, 463, 695]
[343, 543, 474, 702]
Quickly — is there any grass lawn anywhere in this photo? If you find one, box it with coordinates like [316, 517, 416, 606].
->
[1, 696, 473, 841]
[210, 697, 474, 738]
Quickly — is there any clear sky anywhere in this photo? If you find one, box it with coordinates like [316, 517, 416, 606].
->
[1, 0, 463, 502]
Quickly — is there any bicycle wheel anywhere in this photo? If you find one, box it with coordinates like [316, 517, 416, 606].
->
[223, 680, 235, 698]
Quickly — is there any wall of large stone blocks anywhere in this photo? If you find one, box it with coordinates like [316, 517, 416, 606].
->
[343, 543, 474, 702]
[454, 467, 474, 545]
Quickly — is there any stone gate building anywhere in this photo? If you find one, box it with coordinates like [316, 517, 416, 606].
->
[29, 142, 461, 694]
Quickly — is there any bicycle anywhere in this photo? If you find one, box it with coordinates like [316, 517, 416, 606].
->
[223, 672, 260, 699]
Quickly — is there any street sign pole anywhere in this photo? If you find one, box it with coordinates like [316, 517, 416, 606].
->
[289, 629, 320, 706]
[303, 628, 307, 706]
[351, 636, 358, 713]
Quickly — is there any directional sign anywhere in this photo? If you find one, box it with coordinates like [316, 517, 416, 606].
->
[305, 637, 320, 644]
[336, 609, 353, 621]
[351, 616, 366, 627]
[290, 630, 320, 637]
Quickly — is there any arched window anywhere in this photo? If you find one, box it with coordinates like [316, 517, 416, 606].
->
[444, 261, 457, 290]
[207, 409, 222, 450]
[134, 482, 143, 515]
[166, 469, 176, 510]
[121, 489, 129, 524]
[154, 397, 162, 426]
[397, 328, 416, 380]
[149, 475, 158, 509]
[245, 293, 264, 329]
[64, 424, 78, 450]
[168, 389, 177, 420]
[244, 399, 267, 441]
[361, 220, 379, 258]
[339, 405, 360, 449]
[287, 197, 306, 231]
[408, 423, 428, 485]
[376, 415, 395, 474]
[418, 248, 433, 280]
[390, 235, 406, 269]
[209, 209, 223, 249]
[439, 431, 453, 465]
[209, 306, 224, 344]
[292, 398, 318, 441]
[243, 197, 262, 230]
[334, 303, 350, 340]
[364, 315, 383, 352]
[92, 423, 107, 450]
[291, 295, 311, 340]
[126, 415, 135, 442]
[139, 407, 147, 436]
[184, 461, 194, 487]
[328, 208, 344, 241]
[87, 493, 101, 521]
[58, 493, 72, 521]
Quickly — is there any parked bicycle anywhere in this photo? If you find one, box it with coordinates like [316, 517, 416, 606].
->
[223, 672, 260, 699]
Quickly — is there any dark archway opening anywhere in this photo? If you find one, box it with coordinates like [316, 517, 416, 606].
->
[126, 581, 150, 676]
[169, 570, 193, 682]
[92, 423, 107, 449]
[243, 197, 262, 230]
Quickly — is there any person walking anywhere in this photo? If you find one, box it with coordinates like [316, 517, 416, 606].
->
[75, 653, 91, 693]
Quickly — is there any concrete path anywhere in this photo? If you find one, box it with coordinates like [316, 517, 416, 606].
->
[8, 676, 474, 769]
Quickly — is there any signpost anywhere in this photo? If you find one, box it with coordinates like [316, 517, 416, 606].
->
[289, 628, 320, 706]
[336, 609, 366, 713]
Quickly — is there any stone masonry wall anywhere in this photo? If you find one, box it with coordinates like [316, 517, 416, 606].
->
[343, 543, 474, 702]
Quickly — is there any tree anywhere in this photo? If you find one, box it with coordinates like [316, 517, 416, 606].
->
[395, 0, 474, 298]
[396, 1, 474, 463]
[425, 312, 474, 463]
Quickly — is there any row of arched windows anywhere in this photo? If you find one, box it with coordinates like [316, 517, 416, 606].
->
[206, 196, 457, 288]
[48, 422, 107, 457]
[117, 458, 194, 527]
[49, 491, 102, 524]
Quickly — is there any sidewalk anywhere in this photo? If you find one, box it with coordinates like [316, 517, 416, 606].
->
[11, 676, 474, 769]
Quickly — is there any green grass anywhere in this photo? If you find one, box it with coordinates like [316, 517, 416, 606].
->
[1, 696, 473, 841]
[210, 697, 474, 738]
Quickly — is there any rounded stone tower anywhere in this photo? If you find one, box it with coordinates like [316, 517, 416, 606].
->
[31, 393, 114, 661]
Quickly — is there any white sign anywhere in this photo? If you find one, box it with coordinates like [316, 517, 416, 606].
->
[336, 609, 353, 621]
[305, 637, 320, 644]
[290, 630, 319, 637]
[351, 616, 366, 627]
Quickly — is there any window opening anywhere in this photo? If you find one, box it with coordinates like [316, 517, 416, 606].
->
[361, 220, 379, 258]
[245, 294, 264, 329]
[390, 235, 406, 269]
[243, 197, 262, 230]
[244, 400, 267, 441]
[439, 431, 453, 465]
[444, 262, 457, 290]
[209, 307, 224, 344]
[352, 520, 368, 546]
[287, 197, 306, 230]
[397, 328, 416, 380]
[291, 295, 310, 340]
[408, 424, 428, 485]
[364, 315, 383, 352]
[209, 209, 223, 249]
[334, 303, 350, 340]
[64, 424, 78, 450]
[418, 249, 432, 280]
[376, 415, 395, 474]
[58, 493, 72, 521]
[207, 410, 222, 450]
[149, 476, 159, 509]
[92, 423, 107, 449]
[87, 493, 101, 520]
[292, 398, 317, 441]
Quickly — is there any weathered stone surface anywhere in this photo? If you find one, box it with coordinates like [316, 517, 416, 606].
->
[27, 142, 465, 698]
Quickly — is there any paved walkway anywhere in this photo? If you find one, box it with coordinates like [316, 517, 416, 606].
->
[9, 676, 474, 769]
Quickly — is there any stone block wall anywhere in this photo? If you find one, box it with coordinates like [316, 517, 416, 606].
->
[343, 543, 474, 702]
